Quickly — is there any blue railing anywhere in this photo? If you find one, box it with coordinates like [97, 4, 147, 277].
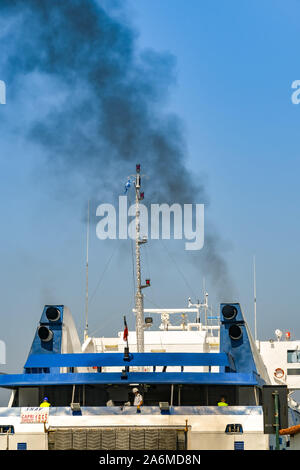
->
[24, 352, 233, 369]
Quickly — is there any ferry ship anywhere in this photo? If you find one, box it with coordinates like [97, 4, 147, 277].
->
[0, 165, 299, 451]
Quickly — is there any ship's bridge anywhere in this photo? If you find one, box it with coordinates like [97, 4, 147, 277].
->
[0, 303, 271, 409]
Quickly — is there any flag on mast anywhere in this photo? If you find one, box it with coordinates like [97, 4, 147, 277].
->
[123, 315, 129, 342]
[124, 178, 131, 194]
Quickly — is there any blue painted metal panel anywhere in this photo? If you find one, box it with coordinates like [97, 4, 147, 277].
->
[24, 352, 231, 369]
[17, 442, 27, 450]
[27, 305, 64, 358]
[219, 303, 262, 379]
[234, 441, 244, 450]
[220, 323, 257, 374]
[0, 371, 259, 387]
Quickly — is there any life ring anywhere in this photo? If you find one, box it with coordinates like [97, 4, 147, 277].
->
[274, 368, 285, 379]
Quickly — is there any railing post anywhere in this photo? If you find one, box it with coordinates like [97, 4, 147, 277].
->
[273, 391, 280, 450]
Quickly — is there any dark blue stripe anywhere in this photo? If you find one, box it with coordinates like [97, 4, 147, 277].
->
[24, 352, 231, 368]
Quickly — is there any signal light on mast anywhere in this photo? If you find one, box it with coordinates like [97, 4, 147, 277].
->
[141, 279, 151, 289]
[140, 192, 144, 200]
[136, 174, 141, 188]
[136, 164, 141, 173]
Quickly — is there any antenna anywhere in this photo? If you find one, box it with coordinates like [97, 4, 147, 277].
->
[253, 255, 257, 342]
[133, 164, 149, 353]
[187, 294, 208, 324]
[84, 200, 90, 341]
[203, 277, 207, 326]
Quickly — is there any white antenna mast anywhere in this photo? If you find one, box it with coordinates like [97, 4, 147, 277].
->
[84, 200, 90, 341]
[253, 255, 257, 342]
[188, 293, 208, 324]
[133, 164, 149, 353]
[203, 277, 207, 326]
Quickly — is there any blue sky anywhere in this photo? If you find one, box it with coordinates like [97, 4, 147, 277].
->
[0, 0, 299, 403]
[128, 0, 300, 331]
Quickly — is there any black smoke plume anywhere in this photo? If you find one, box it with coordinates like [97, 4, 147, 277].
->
[0, 0, 233, 296]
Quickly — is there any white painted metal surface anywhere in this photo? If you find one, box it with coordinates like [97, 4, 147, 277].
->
[0, 406, 268, 450]
[258, 338, 300, 390]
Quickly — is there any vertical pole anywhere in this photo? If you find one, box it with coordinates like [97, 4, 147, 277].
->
[178, 385, 181, 406]
[170, 384, 174, 407]
[273, 391, 280, 450]
[135, 169, 144, 353]
[84, 200, 90, 342]
[71, 384, 75, 404]
[253, 255, 257, 342]
[204, 292, 208, 328]
[184, 419, 188, 450]
[203, 277, 207, 326]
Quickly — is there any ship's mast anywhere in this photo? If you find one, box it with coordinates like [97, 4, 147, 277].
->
[134, 164, 149, 353]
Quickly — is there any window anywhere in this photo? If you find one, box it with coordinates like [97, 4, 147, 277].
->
[287, 350, 300, 363]
[0, 426, 14, 434]
[25, 367, 50, 374]
[225, 424, 243, 434]
[287, 369, 300, 375]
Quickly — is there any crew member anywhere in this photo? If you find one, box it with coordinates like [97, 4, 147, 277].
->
[40, 397, 51, 407]
[132, 388, 143, 411]
[217, 396, 228, 406]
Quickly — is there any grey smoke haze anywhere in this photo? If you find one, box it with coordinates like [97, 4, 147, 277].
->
[0, 0, 232, 296]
